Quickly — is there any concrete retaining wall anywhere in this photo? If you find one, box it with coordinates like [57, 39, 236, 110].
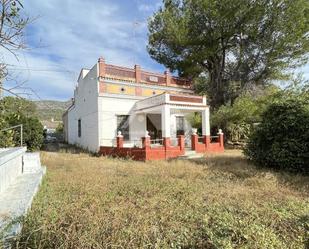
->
[0, 147, 26, 194]
[0, 147, 46, 244]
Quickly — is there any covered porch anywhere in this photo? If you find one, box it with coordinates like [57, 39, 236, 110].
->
[100, 93, 224, 160]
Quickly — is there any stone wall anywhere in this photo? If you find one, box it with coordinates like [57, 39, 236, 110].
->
[0, 147, 26, 194]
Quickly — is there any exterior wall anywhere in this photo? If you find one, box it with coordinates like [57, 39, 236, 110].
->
[99, 81, 193, 97]
[64, 58, 210, 154]
[0, 147, 26, 194]
[98, 95, 146, 146]
[67, 64, 99, 152]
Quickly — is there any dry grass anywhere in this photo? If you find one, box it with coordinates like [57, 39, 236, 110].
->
[6, 150, 309, 248]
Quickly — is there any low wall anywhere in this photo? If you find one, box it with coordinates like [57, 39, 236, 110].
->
[100, 146, 185, 161]
[100, 147, 146, 161]
[191, 134, 224, 153]
[100, 136, 185, 161]
[0, 147, 26, 194]
[0, 147, 46, 243]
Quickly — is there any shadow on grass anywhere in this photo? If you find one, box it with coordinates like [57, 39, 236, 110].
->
[187, 153, 309, 194]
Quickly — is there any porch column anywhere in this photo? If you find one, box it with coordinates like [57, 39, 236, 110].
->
[202, 107, 211, 147]
[161, 105, 171, 138]
[162, 105, 171, 149]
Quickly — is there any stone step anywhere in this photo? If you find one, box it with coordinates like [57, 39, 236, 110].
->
[23, 152, 42, 174]
[179, 150, 205, 159]
[184, 150, 196, 156]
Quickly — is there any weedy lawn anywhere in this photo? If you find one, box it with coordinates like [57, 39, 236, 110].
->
[8, 150, 309, 248]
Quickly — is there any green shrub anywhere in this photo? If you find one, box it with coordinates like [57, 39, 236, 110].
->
[244, 95, 309, 174]
[211, 86, 278, 144]
[0, 97, 43, 151]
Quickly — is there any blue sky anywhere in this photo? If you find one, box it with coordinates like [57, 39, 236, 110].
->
[3, 0, 164, 100]
[2, 0, 309, 101]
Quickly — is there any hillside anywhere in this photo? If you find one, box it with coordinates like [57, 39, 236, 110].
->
[34, 100, 72, 121]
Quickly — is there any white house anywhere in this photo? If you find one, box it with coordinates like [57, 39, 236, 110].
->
[63, 57, 224, 160]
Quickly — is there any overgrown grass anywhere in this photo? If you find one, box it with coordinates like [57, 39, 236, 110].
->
[7, 150, 309, 248]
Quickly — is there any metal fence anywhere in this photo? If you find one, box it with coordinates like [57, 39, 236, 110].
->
[0, 124, 23, 146]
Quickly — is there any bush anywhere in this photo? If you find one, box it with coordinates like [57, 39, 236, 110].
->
[211, 86, 278, 144]
[0, 97, 43, 151]
[244, 95, 309, 174]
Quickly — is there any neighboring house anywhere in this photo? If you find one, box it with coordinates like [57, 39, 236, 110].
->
[42, 119, 61, 134]
[63, 57, 224, 160]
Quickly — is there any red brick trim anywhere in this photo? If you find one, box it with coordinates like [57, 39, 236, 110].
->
[170, 95, 203, 103]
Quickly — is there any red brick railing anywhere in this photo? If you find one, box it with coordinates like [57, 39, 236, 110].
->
[99, 135, 185, 161]
[191, 131, 224, 153]
[98, 57, 192, 88]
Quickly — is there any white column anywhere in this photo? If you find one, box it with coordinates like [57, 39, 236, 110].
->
[161, 105, 171, 137]
[202, 107, 210, 136]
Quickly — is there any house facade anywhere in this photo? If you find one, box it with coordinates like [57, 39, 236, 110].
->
[63, 57, 224, 160]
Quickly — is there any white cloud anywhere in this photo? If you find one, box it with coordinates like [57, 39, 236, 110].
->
[2, 0, 165, 100]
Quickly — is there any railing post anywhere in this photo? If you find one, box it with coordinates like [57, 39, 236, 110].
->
[142, 131, 150, 149]
[135, 65, 141, 83]
[203, 135, 210, 148]
[163, 137, 171, 160]
[163, 137, 170, 148]
[218, 129, 224, 149]
[178, 135, 185, 152]
[191, 129, 198, 151]
[116, 131, 123, 148]
[98, 57, 106, 78]
[164, 69, 171, 86]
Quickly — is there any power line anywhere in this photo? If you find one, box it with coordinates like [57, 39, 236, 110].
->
[6, 65, 75, 74]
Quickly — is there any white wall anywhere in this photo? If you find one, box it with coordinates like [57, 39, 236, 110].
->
[67, 64, 99, 152]
[98, 96, 146, 146]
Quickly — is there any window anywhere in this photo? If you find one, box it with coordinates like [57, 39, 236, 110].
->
[117, 115, 130, 140]
[78, 119, 81, 137]
[176, 116, 185, 136]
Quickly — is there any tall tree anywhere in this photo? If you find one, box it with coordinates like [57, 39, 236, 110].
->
[148, 0, 309, 108]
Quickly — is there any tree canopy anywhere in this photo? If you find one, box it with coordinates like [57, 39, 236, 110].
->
[148, 0, 309, 108]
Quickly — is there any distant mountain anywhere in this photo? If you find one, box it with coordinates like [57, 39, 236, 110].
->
[34, 100, 72, 121]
